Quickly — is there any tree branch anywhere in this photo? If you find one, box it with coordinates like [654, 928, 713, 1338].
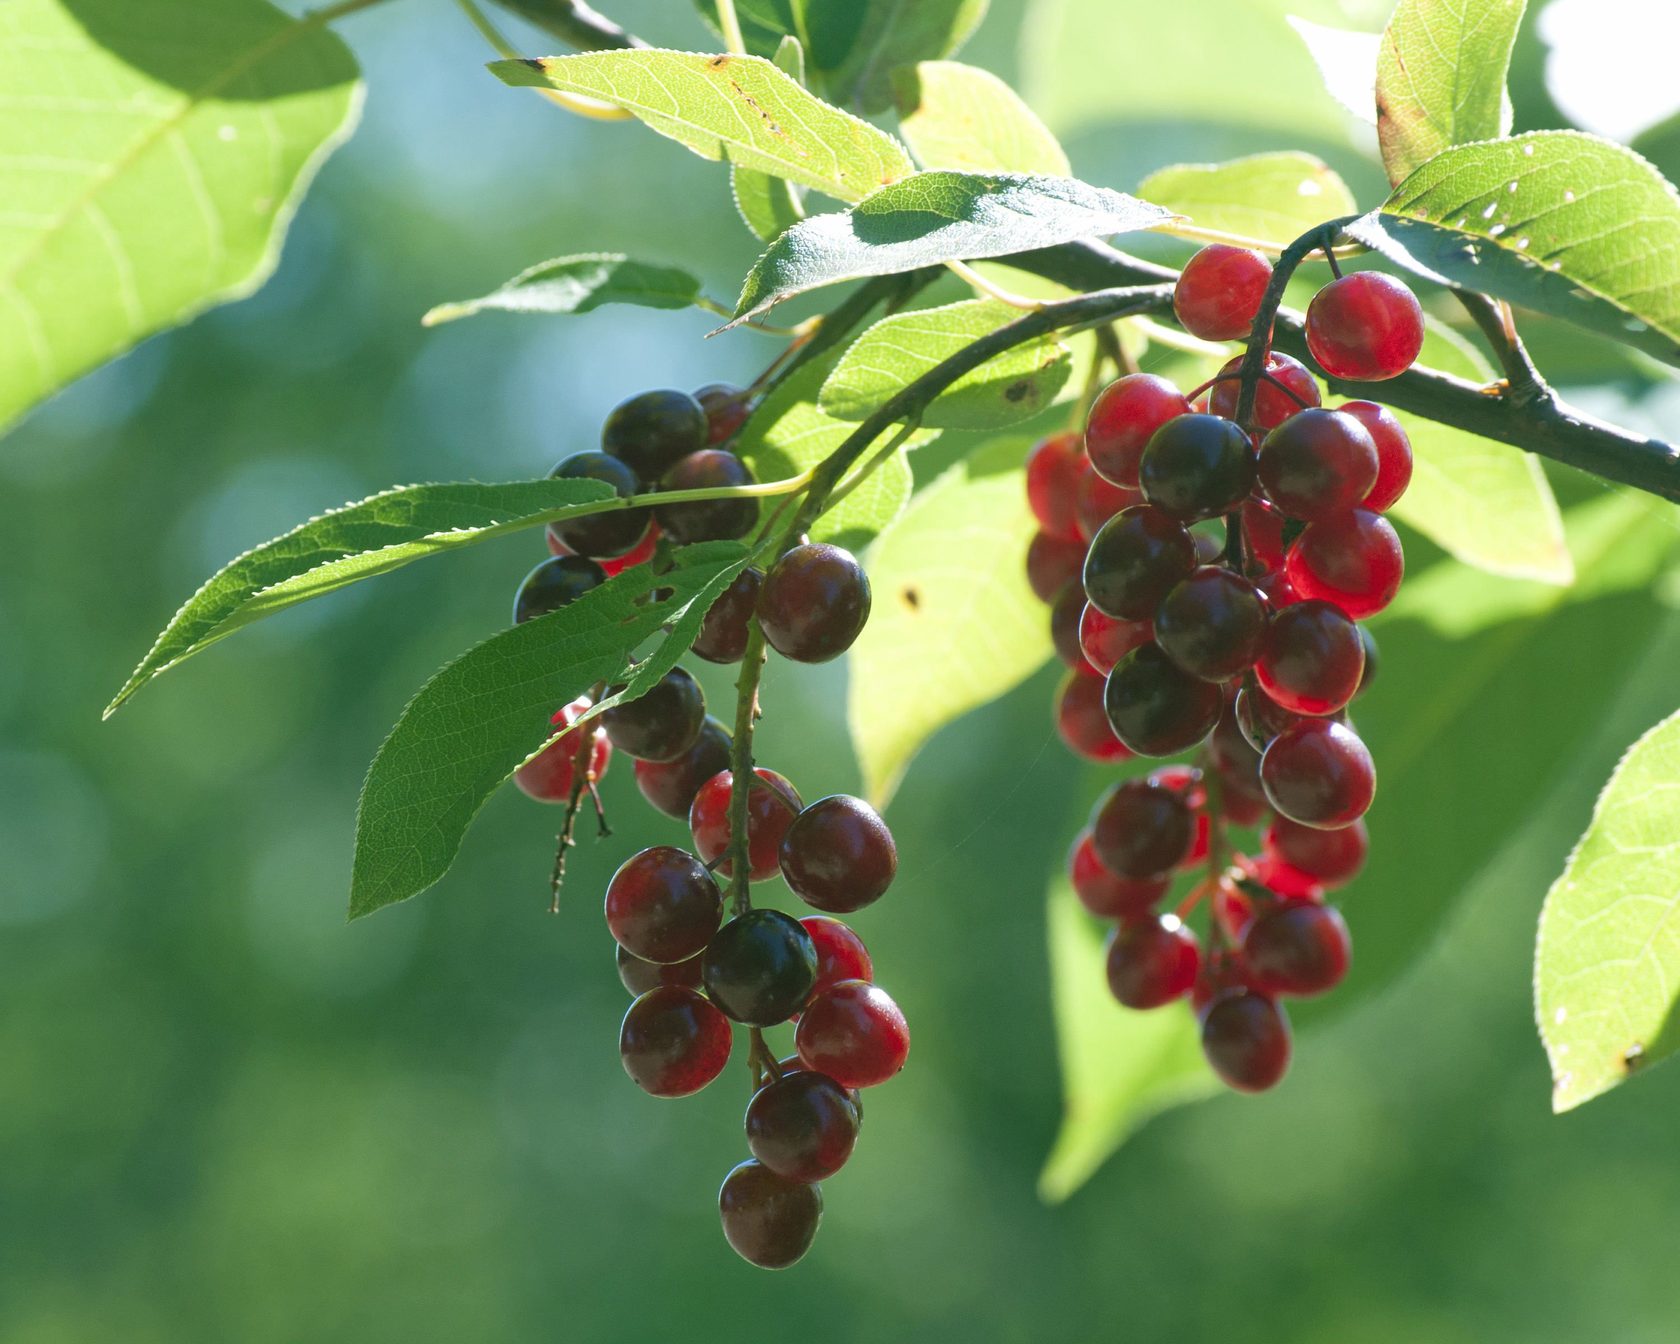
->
[486, 0, 643, 49]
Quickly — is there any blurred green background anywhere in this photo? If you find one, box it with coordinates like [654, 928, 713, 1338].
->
[6, 0, 1680, 1339]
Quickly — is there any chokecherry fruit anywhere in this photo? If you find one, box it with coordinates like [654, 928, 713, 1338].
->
[1233, 683, 1309, 752]
[547, 450, 649, 558]
[1025, 431, 1085, 540]
[619, 985, 733, 1097]
[1305, 272, 1425, 382]
[801, 915, 873, 998]
[1260, 719, 1376, 829]
[1338, 399, 1414, 511]
[695, 382, 751, 444]
[600, 666, 706, 762]
[601, 388, 707, 481]
[745, 1069, 861, 1184]
[1050, 580, 1088, 670]
[1078, 603, 1153, 677]
[702, 909, 818, 1025]
[1243, 498, 1288, 571]
[1027, 531, 1086, 604]
[654, 449, 760, 543]
[1085, 374, 1191, 489]
[1069, 830, 1169, 918]
[1242, 901, 1352, 997]
[1264, 815, 1368, 889]
[1056, 667, 1132, 762]
[1199, 989, 1291, 1092]
[796, 980, 910, 1089]
[604, 845, 724, 964]
[1285, 508, 1404, 619]
[1209, 352, 1321, 431]
[691, 567, 763, 664]
[1254, 599, 1365, 715]
[1105, 914, 1201, 1009]
[1091, 776, 1195, 878]
[1256, 408, 1380, 521]
[1074, 460, 1141, 542]
[1103, 642, 1225, 757]
[718, 1159, 822, 1270]
[1153, 567, 1268, 682]
[1172, 245, 1273, 342]
[514, 696, 611, 801]
[513, 554, 607, 625]
[757, 543, 872, 663]
[633, 716, 731, 819]
[779, 794, 897, 913]
[689, 767, 803, 881]
[1083, 505, 1198, 621]
[616, 944, 704, 996]
[1137, 413, 1257, 521]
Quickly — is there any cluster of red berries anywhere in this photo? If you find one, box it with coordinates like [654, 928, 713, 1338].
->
[1026, 244, 1424, 1091]
[506, 385, 908, 1269]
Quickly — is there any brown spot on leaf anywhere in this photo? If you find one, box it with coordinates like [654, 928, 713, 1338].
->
[709, 55, 730, 68]
[1624, 1043, 1647, 1072]
[900, 585, 922, 612]
[1004, 379, 1033, 403]
[521, 58, 545, 70]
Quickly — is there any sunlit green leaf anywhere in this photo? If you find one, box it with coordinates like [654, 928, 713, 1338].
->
[421, 254, 703, 326]
[820, 0, 989, 113]
[893, 61, 1068, 176]
[731, 36, 809, 242]
[1140, 153, 1356, 248]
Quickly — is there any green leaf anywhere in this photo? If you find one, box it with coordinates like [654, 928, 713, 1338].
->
[350, 543, 751, 918]
[0, 0, 362, 436]
[730, 37, 810, 243]
[690, 0, 801, 58]
[732, 171, 1172, 322]
[105, 478, 624, 715]
[819, 0, 989, 114]
[421, 253, 703, 327]
[1537, 708, 1680, 1111]
[1375, 0, 1525, 186]
[1347, 132, 1680, 368]
[1286, 16, 1380, 126]
[491, 50, 914, 204]
[1139, 153, 1356, 249]
[1385, 318, 1572, 584]
[845, 437, 1047, 806]
[820, 299, 1070, 430]
[892, 61, 1068, 176]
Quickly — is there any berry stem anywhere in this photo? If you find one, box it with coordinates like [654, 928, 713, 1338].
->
[946, 259, 1045, 311]
[547, 682, 609, 912]
[713, 0, 747, 54]
[725, 621, 769, 917]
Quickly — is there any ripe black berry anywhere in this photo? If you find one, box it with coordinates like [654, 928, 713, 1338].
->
[616, 944, 703, 996]
[1091, 776, 1194, 878]
[1104, 643, 1224, 757]
[1137, 413, 1256, 520]
[512, 554, 606, 624]
[619, 985, 733, 1097]
[718, 1159, 822, 1270]
[601, 666, 706, 762]
[1256, 408, 1379, 521]
[703, 909, 818, 1025]
[1049, 580, 1087, 669]
[691, 567, 763, 663]
[1027, 530, 1085, 603]
[604, 845, 723, 964]
[601, 389, 707, 480]
[1199, 989, 1291, 1091]
[547, 450, 649, 558]
[745, 1069, 861, 1183]
[1083, 505, 1198, 620]
[655, 449, 760, 543]
[757, 543, 872, 663]
[1153, 567, 1267, 682]
[779, 794, 897, 913]
[633, 715, 731, 818]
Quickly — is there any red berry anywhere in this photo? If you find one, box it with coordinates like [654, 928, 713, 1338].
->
[1025, 431, 1085, 541]
[1305, 272, 1424, 381]
[1154, 567, 1267, 682]
[1104, 643, 1225, 757]
[718, 1159, 822, 1269]
[1027, 530, 1085, 604]
[1285, 509, 1404, 619]
[1091, 776, 1195, 878]
[796, 981, 910, 1089]
[757, 543, 872, 663]
[1068, 829, 1168, 918]
[1138, 413, 1257, 521]
[1105, 914, 1201, 1008]
[514, 696, 611, 802]
[654, 449, 760, 543]
[1257, 408, 1379, 521]
[604, 845, 724, 964]
[1050, 580, 1087, 670]
[1253, 852, 1325, 901]
[1055, 667, 1132, 762]
[689, 768, 803, 880]
[691, 566, 763, 664]
[1260, 719, 1375, 829]
[1243, 901, 1351, 996]
[1338, 400, 1414, 511]
[1209, 352, 1320, 431]
[1255, 599, 1365, 715]
[619, 985, 733, 1097]
[745, 1070, 861, 1183]
[695, 382, 751, 444]
[616, 944, 704, 996]
[1084, 506, 1198, 620]
[633, 716, 731, 819]
[1242, 498, 1287, 571]
[1264, 816, 1368, 888]
[600, 666, 706, 762]
[800, 916, 873, 997]
[779, 794, 897, 913]
[1075, 459, 1143, 541]
[1172, 245, 1273, 341]
[1085, 374, 1191, 488]
[599, 522, 660, 577]
[1200, 989, 1291, 1091]
[1079, 603, 1152, 677]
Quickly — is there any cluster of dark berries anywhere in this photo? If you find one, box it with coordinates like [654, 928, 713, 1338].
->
[505, 384, 906, 1269]
[1026, 243, 1423, 1091]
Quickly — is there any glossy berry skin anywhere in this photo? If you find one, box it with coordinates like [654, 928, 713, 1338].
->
[703, 909, 818, 1025]
[796, 980, 910, 1089]
[600, 666, 705, 762]
[1209, 352, 1321, 431]
[514, 696, 611, 802]
[604, 845, 723, 964]
[616, 944, 703, 996]
[1265, 815, 1368, 888]
[1234, 684, 1310, 752]
[1356, 626, 1379, 697]
[719, 1159, 822, 1270]
[1200, 989, 1291, 1092]
[1069, 830, 1169, 918]
[1055, 668, 1131, 763]
[779, 795, 897, 913]
[757, 543, 872, 663]
[549, 520, 661, 577]
[1172, 245, 1273, 341]
[1104, 642, 1225, 758]
[1025, 431, 1084, 540]
[513, 555, 607, 625]
[1306, 272, 1425, 381]
[1257, 409, 1380, 521]
[1085, 375, 1192, 489]
[1154, 567, 1267, 682]
[1049, 581, 1087, 670]
[695, 383, 751, 444]
[1137, 413, 1257, 521]
[1106, 914, 1201, 1009]
[692, 567, 763, 663]
[746, 1070, 860, 1184]
[1260, 719, 1376, 829]
[655, 449, 760, 543]
[1074, 461, 1141, 542]
[1243, 901, 1351, 997]
[1285, 508, 1404, 620]
[633, 715, 731, 819]
[1255, 599, 1365, 715]
[689, 768, 802, 881]
[601, 388, 707, 480]
[547, 451, 649, 558]
[1079, 604, 1152, 677]
[801, 916, 873, 997]
[1092, 776, 1195, 878]
[1084, 506, 1198, 621]
[1243, 498, 1288, 571]
[1027, 531, 1085, 604]
[619, 986, 733, 1097]
[1338, 400, 1414, 511]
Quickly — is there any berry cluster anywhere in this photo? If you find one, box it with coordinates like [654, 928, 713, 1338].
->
[1026, 244, 1423, 1091]
[507, 385, 908, 1269]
